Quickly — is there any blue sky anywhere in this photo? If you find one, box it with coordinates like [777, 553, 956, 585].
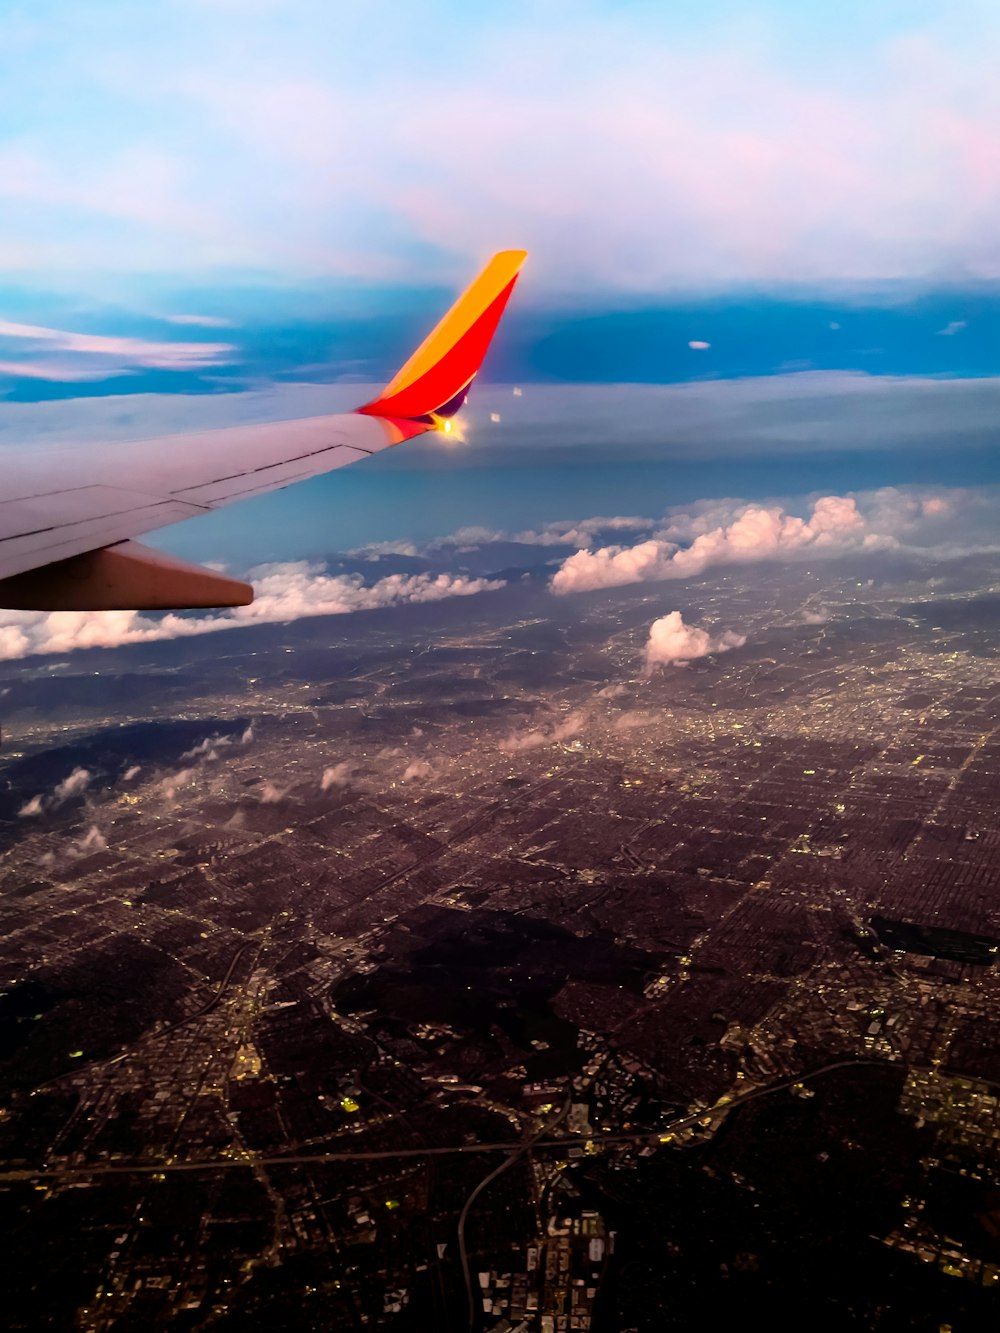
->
[2, 0, 999, 292]
[1, 1, 998, 576]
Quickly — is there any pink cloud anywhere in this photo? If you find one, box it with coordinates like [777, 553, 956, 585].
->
[500, 713, 585, 754]
[0, 563, 505, 662]
[645, 612, 745, 670]
[551, 496, 880, 595]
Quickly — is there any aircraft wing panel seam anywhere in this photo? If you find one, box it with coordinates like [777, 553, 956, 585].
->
[0, 497, 210, 545]
[0, 250, 526, 610]
[168, 442, 377, 498]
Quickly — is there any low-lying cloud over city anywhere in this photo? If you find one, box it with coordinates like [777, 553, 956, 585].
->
[0, 483, 995, 663]
[644, 612, 746, 669]
[0, 564, 503, 661]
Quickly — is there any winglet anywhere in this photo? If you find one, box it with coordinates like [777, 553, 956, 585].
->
[357, 249, 526, 437]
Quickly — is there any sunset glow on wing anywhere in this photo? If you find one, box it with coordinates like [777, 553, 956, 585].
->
[357, 249, 526, 440]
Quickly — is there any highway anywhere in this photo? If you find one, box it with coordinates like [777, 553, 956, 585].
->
[4, 1057, 895, 1186]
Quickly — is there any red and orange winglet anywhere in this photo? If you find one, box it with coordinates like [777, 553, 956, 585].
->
[357, 249, 526, 444]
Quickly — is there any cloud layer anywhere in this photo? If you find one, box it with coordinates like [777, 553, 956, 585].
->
[499, 713, 585, 754]
[0, 562, 504, 662]
[0, 484, 989, 666]
[552, 494, 899, 595]
[0, 317, 235, 382]
[0, 4, 999, 286]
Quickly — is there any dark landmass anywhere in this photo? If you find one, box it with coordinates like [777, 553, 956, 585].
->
[1, 553, 1000, 1329]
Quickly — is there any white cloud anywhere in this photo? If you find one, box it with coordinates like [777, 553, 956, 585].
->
[163, 313, 235, 328]
[122, 765, 141, 780]
[645, 612, 746, 669]
[0, 562, 505, 662]
[514, 516, 656, 549]
[259, 781, 286, 803]
[348, 539, 421, 558]
[52, 766, 91, 804]
[0, 317, 234, 369]
[937, 320, 967, 336]
[0, 358, 128, 382]
[499, 712, 584, 753]
[657, 499, 749, 543]
[181, 734, 234, 762]
[551, 495, 883, 595]
[425, 516, 656, 552]
[321, 761, 353, 791]
[438, 526, 503, 548]
[16, 766, 91, 819]
[401, 759, 434, 783]
[1, 7, 1000, 285]
[688, 340, 711, 350]
[613, 711, 656, 731]
[158, 767, 196, 801]
[5, 375, 1000, 466]
[77, 825, 107, 853]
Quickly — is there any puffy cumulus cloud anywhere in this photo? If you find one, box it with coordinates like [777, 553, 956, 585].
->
[657, 499, 750, 543]
[0, 563, 505, 663]
[259, 781, 286, 803]
[0, 624, 31, 658]
[53, 766, 91, 805]
[645, 612, 746, 669]
[514, 516, 655, 549]
[552, 496, 882, 595]
[437, 526, 503, 549]
[16, 765, 91, 819]
[348, 539, 421, 558]
[181, 734, 233, 762]
[500, 712, 585, 754]
[854, 486, 961, 535]
[552, 539, 679, 593]
[77, 825, 108, 853]
[158, 767, 196, 802]
[320, 761, 353, 791]
[401, 759, 434, 783]
[122, 764, 141, 781]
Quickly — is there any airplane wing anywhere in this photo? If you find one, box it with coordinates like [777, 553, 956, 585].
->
[0, 250, 526, 612]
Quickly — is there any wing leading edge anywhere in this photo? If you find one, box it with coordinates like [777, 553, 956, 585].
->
[0, 250, 527, 611]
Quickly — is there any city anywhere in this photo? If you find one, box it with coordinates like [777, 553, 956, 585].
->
[1, 549, 998, 1328]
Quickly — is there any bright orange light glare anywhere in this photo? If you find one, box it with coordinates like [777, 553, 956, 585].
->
[433, 413, 468, 444]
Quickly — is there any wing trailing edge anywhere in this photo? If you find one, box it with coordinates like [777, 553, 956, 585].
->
[0, 540, 252, 611]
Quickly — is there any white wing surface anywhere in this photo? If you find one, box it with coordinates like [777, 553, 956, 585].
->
[0, 250, 526, 611]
